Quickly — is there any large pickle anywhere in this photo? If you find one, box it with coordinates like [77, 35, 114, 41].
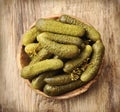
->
[37, 36, 80, 58]
[80, 40, 105, 82]
[21, 59, 63, 79]
[37, 32, 83, 47]
[36, 18, 85, 37]
[59, 15, 100, 42]
[44, 74, 80, 86]
[43, 80, 84, 96]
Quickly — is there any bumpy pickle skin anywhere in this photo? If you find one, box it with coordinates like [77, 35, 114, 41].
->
[31, 71, 57, 90]
[21, 59, 64, 79]
[36, 18, 85, 37]
[44, 73, 80, 86]
[37, 32, 83, 47]
[22, 27, 40, 46]
[80, 40, 105, 82]
[64, 45, 92, 73]
[30, 49, 52, 64]
[43, 80, 84, 96]
[37, 35, 80, 58]
[59, 15, 100, 42]
[25, 43, 42, 58]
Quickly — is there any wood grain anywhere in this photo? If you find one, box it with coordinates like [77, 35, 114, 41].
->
[0, 0, 120, 112]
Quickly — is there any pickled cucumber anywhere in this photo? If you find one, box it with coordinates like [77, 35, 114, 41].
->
[36, 18, 85, 37]
[30, 49, 52, 64]
[43, 80, 84, 96]
[37, 32, 83, 47]
[37, 36, 80, 58]
[31, 71, 57, 90]
[22, 27, 40, 46]
[44, 74, 79, 86]
[64, 45, 92, 73]
[21, 59, 64, 79]
[80, 40, 105, 82]
[59, 15, 100, 42]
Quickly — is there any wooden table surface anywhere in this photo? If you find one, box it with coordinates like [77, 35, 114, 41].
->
[0, 0, 120, 112]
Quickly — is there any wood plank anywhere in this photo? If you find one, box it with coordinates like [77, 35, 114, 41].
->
[0, 0, 120, 112]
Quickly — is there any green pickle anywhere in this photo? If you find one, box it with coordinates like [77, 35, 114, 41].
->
[22, 27, 40, 46]
[36, 18, 85, 37]
[43, 80, 84, 96]
[59, 15, 100, 42]
[21, 59, 63, 79]
[37, 35, 80, 58]
[44, 73, 80, 86]
[64, 45, 92, 73]
[31, 71, 57, 90]
[37, 32, 84, 47]
[80, 40, 105, 82]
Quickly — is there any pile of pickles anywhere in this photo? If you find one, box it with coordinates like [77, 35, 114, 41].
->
[21, 15, 105, 96]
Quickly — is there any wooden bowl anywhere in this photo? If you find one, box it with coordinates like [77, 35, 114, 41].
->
[17, 15, 104, 100]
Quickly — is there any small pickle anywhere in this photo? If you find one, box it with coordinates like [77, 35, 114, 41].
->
[22, 27, 40, 46]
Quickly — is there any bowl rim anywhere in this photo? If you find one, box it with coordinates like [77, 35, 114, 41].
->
[17, 14, 104, 100]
